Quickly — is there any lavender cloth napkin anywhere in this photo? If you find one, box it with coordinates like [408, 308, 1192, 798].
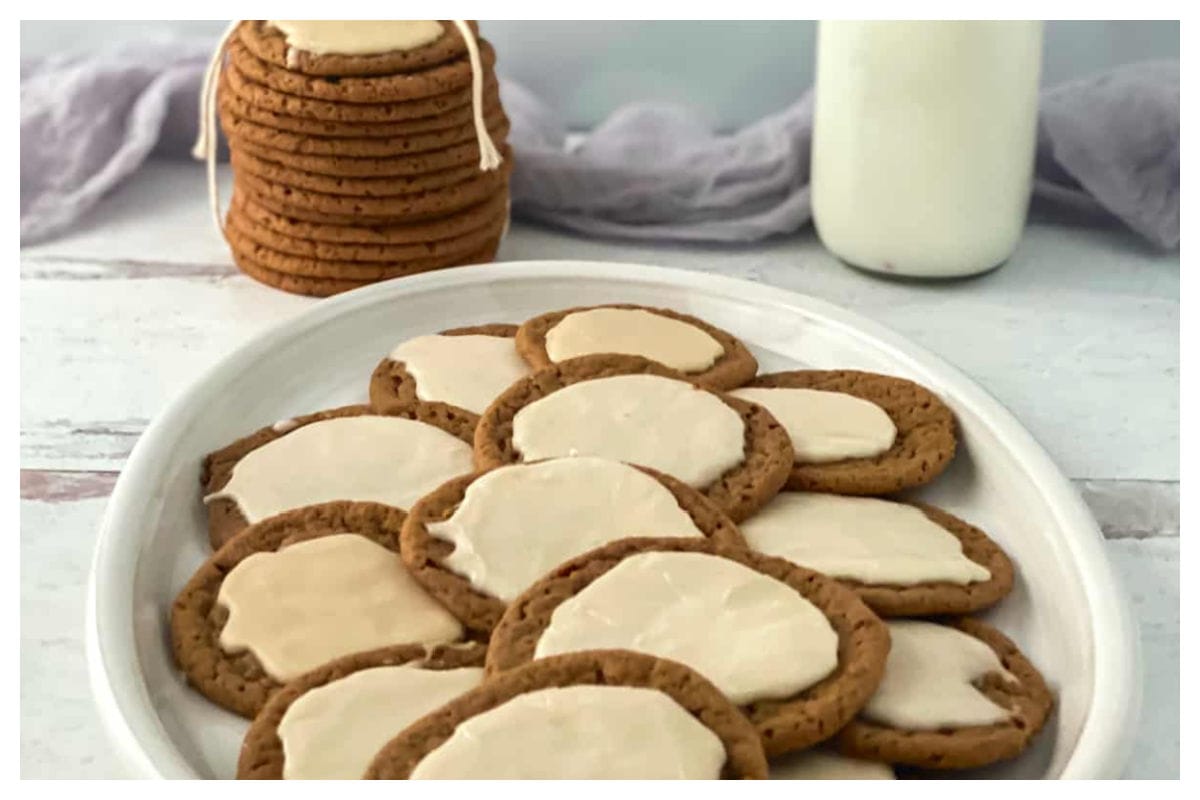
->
[19, 42, 1179, 250]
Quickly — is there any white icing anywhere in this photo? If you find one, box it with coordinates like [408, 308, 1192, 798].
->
[268, 20, 444, 56]
[535, 551, 839, 705]
[511, 374, 745, 487]
[217, 534, 463, 682]
[206, 416, 473, 523]
[864, 620, 1015, 730]
[740, 492, 991, 585]
[729, 387, 896, 463]
[770, 750, 896, 780]
[388, 334, 528, 415]
[544, 308, 725, 373]
[410, 685, 726, 779]
[278, 665, 483, 780]
[271, 418, 299, 434]
[427, 458, 704, 601]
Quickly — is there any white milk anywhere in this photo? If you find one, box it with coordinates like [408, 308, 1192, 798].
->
[811, 21, 1043, 278]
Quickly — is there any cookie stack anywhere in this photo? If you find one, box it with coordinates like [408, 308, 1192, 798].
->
[208, 20, 511, 297]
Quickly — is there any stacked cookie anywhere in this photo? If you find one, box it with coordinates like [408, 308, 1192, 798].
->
[210, 20, 511, 297]
[171, 303, 1055, 780]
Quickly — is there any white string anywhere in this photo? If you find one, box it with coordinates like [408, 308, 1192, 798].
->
[193, 20, 242, 237]
[452, 20, 503, 172]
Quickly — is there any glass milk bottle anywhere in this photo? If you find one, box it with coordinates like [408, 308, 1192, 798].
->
[811, 21, 1043, 278]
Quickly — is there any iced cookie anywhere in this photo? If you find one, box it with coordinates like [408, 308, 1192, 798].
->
[237, 641, 486, 779]
[515, 304, 758, 390]
[837, 619, 1053, 770]
[401, 457, 747, 633]
[486, 537, 890, 757]
[171, 501, 468, 718]
[730, 370, 957, 495]
[740, 492, 1014, 616]
[473, 354, 793, 522]
[368, 324, 527, 423]
[365, 649, 769, 779]
[201, 405, 474, 549]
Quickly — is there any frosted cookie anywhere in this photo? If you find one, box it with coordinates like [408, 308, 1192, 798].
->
[516, 304, 758, 390]
[368, 324, 528, 425]
[731, 370, 957, 495]
[740, 492, 1014, 616]
[770, 749, 896, 780]
[237, 641, 486, 779]
[170, 501, 468, 718]
[837, 619, 1053, 770]
[473, 354, 793, 522]
[202, 405, 474, 549]
[401, 457, 746, 633]
[237, 20, 475, 78]
[486, 537, 890, 757]
[365, 650, 769, 779]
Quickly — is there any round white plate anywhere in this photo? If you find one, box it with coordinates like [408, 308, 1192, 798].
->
[86, 260, 1140, 779]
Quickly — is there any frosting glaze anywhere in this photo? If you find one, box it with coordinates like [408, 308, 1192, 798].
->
[729, 386, 896, 463]
[218, 534, 463, 681]
[864, 620, 1015, 730]
[205, 415, 474, 523]
[268, 20, 445, 55]
[740, 492, 990, 585]
[770, 749, 896, 780]
[534, 551, 838, 705]
[410, 685, 726, 779]
[544, 308, 725, 373]
[511, 374, 746, 487]
[388, 334, 529, 415]
[278, 664, 483, 780]
[427, 457, 703, 601]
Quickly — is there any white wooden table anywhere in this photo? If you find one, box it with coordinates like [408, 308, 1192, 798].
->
[20, 160, 1180, 779]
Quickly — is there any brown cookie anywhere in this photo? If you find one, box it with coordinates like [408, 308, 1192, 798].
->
[224, 56, 495, 123]
[368, 324, 519, 422]
[742, 370, 957, 495]
[237, 640, 487, 779]
[236, 20, 477, 78]
[202, 404, 475, 550]
[516, 304, 759, 391]
[837, 618, 1054, 770]
[229, 234, 500, 297]
[220, 96, 508, 157]
[171, 500, 461, 718]
[485, 537, 890, 758]
[400, 463, 749, 635]
[227, 36, 495, 104]
[228, 132, 504, 177]
[473, 354, 793, 522]
[232, 189, 507, 245]
[224, 213, 502, 278]
[365, 649, 769, 779]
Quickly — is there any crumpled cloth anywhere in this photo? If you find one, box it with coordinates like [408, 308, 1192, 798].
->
[20, 40, 1179, 250]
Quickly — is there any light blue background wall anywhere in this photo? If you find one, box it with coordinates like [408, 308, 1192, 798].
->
[21, 20, 1178, 129]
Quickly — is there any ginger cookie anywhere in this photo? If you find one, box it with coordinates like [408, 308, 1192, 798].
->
[237, 20, 476, 78]
[368, 324, 526, 423]
[473, 354, 793, 522]
[227, 36, 495, 104]
[837, 618, 1053, 770]
[740, 492, 1014, 617]
[237, 641, 487, 779]
[231, 189, 508, 245]
[485, 537, 890, 757]
[516, 304, 758, 391]
[730, 370, 957, 495]
[170, 501, 470, 719]
[401, 458, 748, 634]
[228, 132, 506, 178]
[202, 405, 475, 550]
[365, 649, 769, 779]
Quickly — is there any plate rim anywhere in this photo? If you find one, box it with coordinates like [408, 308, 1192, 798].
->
[85, 259, 1141, 779]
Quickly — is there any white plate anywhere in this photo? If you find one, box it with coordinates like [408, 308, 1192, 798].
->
[86, 260, 1140, 779]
